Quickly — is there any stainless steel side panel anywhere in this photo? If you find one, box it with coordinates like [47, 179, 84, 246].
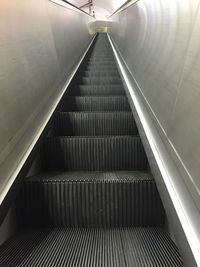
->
[0, 0, 93, 203]
[108, 0, 200, 265]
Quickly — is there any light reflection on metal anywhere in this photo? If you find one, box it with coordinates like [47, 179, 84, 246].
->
[107, 0, 200, 262]
[107, 33, 200, 267]
[108, 0, 200, 213]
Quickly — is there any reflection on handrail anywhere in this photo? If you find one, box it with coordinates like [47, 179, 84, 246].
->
[49, 0, 95, 17]
[109, 0, 139, 17]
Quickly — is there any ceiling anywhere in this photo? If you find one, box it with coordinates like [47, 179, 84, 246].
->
[67, 0, 127, 18]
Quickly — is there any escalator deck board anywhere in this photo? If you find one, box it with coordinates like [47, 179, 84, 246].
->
[0, 228, 183, 267]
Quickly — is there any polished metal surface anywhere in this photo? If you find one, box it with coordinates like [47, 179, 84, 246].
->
[108, 1, 200, 265]
[109, 35, 200, 267]
[0, 0, 94, 204]
[109, 0, 200, 210]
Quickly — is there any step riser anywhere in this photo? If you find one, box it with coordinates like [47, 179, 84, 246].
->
[17, 180, 164, 227]
[89, 57, 114, 58]
[78, 85, 124, 89]
[85, 69, 118, 73]
[84, 70, 118, 73]
[54, 112, 137, 136]
[61, 97, 131, 111]
[86, 62, 115, 65]
[87, 59, 114, 62]
[41, 137, 148, 171]
[83, 72, 119, 77]
[88, 60, 114, 61]
[70, 89, 125, 96]
[86, 62, 115, 66]
[80, 77, 122, 85]
[69, 87, 125, 96]
[85, 66, 118, 71]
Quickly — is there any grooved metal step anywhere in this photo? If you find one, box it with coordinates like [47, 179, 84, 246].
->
[86, 62, 115, 66]
[89, 58, 114, 60]
[89, 56, 113, 59]
[17, 171, 164, 227]
[69, 85, 125, 96]
[80, 77, 122, 85]
[85, 65, 118, 71]
[83, 70, 119, 77]
[41, 136, 148, 171]
[87, 59, 114, 63]
[0, 228, 183, 267]
[61, 96, 131, 111]
[54, 112, 137, 136]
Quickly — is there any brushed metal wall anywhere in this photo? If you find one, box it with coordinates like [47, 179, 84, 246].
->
[0, 0, 93, 202]
[109, 0, 200, 216]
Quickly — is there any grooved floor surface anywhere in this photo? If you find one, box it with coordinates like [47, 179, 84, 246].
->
[0, 228, 183, 267]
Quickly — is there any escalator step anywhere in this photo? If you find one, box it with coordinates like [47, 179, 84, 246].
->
[88, 60, 114, 64]
[80, 77, 122, 85]
[17, 171, 164, 227]
[0, 228, 183, 267]
[61, 96, 130, 111]
[86, 59, 116, 66]
[86, 61, 115, 66]
[89, 55, 114, 57]
[41, 136, 148, 171]
[89, 58, 114, 59]
[54, 112, 137, 136]
[87, 59, 115, 62]
[70, 85, 125, 96]
[83, 70, 119, 77]
[85, 65, 118, 71]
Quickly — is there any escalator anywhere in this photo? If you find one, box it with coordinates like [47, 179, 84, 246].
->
[0, 34, 183, 266]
